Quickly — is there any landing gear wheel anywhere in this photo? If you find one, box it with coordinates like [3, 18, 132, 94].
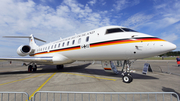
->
[32, 65, 37, 72]
[28, 65, 32, 72]
[122, 74, 133, 83]
[128, 74, 133, 82]
[57, 65, 64, 70]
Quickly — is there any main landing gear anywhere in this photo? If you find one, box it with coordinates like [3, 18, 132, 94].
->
[27, 63, 64, 72]
[121, 60, 133, 83]
[56, 65, 64, 70]
[28, 63, 37, 72]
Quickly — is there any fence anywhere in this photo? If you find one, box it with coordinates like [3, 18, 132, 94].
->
[32, 91, 180, 101]
[0, 92, 29, 101]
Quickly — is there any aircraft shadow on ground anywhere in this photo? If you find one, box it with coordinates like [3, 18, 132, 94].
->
[0, 63, 90, 75]
[0, 63, 158, 80]
[162, 87, 180, 99]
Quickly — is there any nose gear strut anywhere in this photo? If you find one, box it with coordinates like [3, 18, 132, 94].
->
[121, 60, 133, 83]
[101, 60, 134, 83]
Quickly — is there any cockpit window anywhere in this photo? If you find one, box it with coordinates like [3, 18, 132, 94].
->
[106, 28, 123, 34]
[121, 28, 137, 32]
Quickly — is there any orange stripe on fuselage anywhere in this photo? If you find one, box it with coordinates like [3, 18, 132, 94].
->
[32, 46, 80, 56]
[33, 37, 165, 56]
[90, 37, 165, 48]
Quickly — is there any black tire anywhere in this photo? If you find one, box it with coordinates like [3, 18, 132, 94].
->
[129, 74, 133, 83]
[28, 65, 32, 72]
[33, 65, 37, 72]
[122, 74, 133, 83]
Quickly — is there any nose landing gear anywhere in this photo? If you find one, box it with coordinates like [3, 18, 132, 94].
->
[121, 60, 133, 83]
[122, 73, 133, 83]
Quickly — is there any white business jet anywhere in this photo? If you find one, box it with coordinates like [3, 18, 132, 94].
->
[0, 26, 176, 83]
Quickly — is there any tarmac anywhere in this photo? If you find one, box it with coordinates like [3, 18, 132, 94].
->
[0, 60, 179, 100]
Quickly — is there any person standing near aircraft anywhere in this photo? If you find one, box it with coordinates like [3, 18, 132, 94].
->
[176, 56, 180, 67]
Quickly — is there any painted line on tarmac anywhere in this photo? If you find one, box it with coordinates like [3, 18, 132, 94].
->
[28, 72, 56, 101]
[0, 73, 50, 86]
[62, 72, 117, 81]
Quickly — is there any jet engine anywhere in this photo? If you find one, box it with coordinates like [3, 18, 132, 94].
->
[17, 45, 32, 56]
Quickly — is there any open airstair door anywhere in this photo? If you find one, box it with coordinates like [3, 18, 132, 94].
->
[101, 61, 119, 74]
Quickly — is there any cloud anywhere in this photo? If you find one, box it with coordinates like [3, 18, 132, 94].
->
[121, 13, 154, 28]
[113, 0, 140, 11]
[0, 0, 112, 56]
[0, 0, 111, 39]
[120, 0, 180, 32]
[161, 33, 178, 42]
[88, 0, 96, 6]
[151, 0, 180, 29]
[113, 0, 128, 11]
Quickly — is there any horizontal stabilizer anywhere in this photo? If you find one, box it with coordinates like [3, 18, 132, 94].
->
[3, 35, 46, 43]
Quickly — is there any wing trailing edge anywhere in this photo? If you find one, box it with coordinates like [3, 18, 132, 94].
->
[0, 57, 53, 63]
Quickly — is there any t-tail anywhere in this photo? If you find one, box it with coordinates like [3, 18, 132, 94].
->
[29, 34, 46, 49]
[3, 34, 46, 56]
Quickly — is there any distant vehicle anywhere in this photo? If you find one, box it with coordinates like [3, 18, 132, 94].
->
[0, 26, 176, 83]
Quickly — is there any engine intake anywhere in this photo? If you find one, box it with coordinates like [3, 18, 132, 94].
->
[17, 45, 32, 56]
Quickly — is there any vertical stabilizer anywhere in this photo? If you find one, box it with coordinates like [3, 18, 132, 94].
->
[29, 34, 39, 49]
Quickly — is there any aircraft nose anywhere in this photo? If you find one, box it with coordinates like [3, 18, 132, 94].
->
[161, 42, 176, 51]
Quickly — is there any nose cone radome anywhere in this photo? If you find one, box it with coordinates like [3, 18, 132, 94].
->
[162, 42, 176, 52]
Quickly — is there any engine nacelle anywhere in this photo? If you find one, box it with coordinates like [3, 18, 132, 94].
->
[17, 45, 32, 56]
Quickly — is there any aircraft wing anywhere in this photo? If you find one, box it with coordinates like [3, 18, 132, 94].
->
[0, 57, 53, 63]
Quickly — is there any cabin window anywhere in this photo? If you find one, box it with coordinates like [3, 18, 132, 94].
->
[54, 44, 56, 48]
[78, 38, 81, 44]
[48, 46, 50, 50]
[58, 43, 61, 48]
[121, 28, 137, 32]
[51, 45, 53, 49]
[67, 41, 69, 46]
[62, 42, 65, 47]
[72, 40, 75, 45]
[86, 36, 89, 42]
[106, 28, 123, 34]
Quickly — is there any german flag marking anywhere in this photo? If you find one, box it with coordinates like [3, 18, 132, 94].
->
[33, 46, 80, 56]
[90, 37, 165, 48]
[33, 37, 165, 56]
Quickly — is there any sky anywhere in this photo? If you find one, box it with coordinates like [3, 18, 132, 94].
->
[0, 0, 180, 56]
